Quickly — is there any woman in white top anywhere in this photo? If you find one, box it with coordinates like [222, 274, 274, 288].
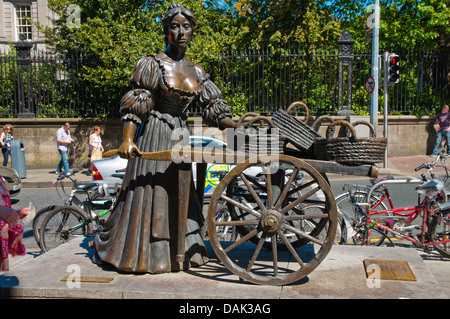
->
[89, 125, 104, 157]
[0, 124, 14, 167]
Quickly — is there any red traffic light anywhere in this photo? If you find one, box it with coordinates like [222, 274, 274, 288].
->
[388, 54, 400, 84]
[389, 55, 400, 65]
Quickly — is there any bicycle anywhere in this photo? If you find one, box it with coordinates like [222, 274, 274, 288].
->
[35, 168, 123, 252]
[335, 151, 450, 256]
[32, 168, 104, 248]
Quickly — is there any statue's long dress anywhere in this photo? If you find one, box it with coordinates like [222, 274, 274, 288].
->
[94, 54, 231, 273]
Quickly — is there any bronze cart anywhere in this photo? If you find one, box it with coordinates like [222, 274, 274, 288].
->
[105, 148, 378, 285]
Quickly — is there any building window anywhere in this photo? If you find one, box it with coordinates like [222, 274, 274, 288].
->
[16, 5, 32, 40]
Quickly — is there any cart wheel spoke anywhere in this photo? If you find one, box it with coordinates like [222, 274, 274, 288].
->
[265, 163, 273, 209]
[246, 235, 266, 272]
[224, 229, 259, 253]
[285, 213, 329, 221]
[239, 173, 267, 213]
[274, 167, 299, 210]
[282, 224, 324, 246]
[221, 194, 261, 218]
[277, 230, 305, 268]
[287, 180, 316, 197]
[280, 186, 321, 214]
[215, 219, 259, 227]
[271, 234, 279, 277]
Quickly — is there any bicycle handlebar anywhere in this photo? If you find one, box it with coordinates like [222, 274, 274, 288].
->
[53, 167, 82, 183]
[414, 163, 431, 172]
[414, 150, 448, 172]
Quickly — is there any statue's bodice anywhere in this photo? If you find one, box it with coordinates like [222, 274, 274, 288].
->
[152, 53, 203, 116]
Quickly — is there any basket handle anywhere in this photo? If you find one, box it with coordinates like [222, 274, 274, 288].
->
[351, 120, 376, 137]
[325, 120, 356, 140]
[247, 116, 275, 129]
[237, 112, 261, 124]
[311, 115, 334, 131]
[286, 101, 309, 123]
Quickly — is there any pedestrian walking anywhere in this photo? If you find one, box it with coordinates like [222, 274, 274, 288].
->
[0, 124, 14, 167]
[56, 122, 73, 174]
[432, 104, 450, 156]
[89, 125, 104, 161]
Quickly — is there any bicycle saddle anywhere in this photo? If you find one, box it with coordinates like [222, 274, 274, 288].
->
[415, 179, 444, 197]
[74, 181, 101, 191]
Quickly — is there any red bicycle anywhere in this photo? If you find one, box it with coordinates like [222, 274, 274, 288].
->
[335, 151, 450, 257]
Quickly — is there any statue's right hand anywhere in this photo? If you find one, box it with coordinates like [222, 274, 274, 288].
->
[118, 140, 142, 159]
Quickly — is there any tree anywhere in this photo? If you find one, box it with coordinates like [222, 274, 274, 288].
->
[330, 0, 450, 50]
[228, 0, 342, 48]
[38, 0, 238, 110]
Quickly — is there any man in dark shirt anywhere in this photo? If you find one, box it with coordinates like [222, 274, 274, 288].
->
[432, 105, 450, 156]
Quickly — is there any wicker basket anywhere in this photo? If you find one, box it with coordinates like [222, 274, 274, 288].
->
[228, 114, 284, 155]
[313, 120, 387, 165]
[272, 101, 322, 152]
[311, 115, 335, 132]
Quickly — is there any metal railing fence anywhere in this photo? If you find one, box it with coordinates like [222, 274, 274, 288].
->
[1, 42, 448, 118]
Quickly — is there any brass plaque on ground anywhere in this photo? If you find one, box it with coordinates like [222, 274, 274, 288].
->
[363, 259, 417, 281]
[60, 276, 114, 283]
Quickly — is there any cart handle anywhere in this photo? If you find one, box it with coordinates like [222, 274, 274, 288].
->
[103, 148, 250, 164]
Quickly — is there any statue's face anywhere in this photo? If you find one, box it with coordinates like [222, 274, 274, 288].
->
[168, 13, 193, 47]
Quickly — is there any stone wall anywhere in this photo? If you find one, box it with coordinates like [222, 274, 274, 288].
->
[0, 115, 439, 170]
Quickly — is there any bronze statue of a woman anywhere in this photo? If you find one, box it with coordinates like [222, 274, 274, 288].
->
[93, 4, 239, 273]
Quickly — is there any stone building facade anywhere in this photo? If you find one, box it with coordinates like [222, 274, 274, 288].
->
[0, 0, 53, 53]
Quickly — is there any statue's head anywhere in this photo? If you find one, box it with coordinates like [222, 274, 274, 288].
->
[162, 4, 198, 47]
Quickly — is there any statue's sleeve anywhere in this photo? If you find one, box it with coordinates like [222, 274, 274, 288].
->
[119, 56, 159, 124]
[198, 78, 233, 130]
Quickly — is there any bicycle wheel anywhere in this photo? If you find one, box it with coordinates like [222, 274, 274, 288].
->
[39, 206, 92, 253]
[430, 208, 450, 258]
[335, 190, 389, 246]
[201, 203, 239, 242]
[32, 205, 60, 250]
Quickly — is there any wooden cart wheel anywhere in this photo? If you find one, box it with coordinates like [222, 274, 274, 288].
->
[225, 164, 329, 250]
[207, 154, 337, 285]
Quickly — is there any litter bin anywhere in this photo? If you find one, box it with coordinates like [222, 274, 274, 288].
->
[10, 140, 26, 179]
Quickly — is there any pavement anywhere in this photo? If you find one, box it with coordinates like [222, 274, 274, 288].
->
[2, 154, 450, 300]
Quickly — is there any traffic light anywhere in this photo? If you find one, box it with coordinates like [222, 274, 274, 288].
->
[388, 54, 400, 84]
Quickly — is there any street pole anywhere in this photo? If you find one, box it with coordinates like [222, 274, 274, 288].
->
[383, 51, 389, 168]
[370, 0, 380, 136]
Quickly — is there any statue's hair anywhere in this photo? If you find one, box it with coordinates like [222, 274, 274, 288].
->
[162, 4, 197, 46]
[162, 3, 198, 29]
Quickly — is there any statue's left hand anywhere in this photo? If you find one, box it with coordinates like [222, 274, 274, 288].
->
[118, 139, 142, 159]
[220, 117, 245, 131]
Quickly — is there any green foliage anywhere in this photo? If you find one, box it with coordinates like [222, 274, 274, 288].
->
[38, 0, 239, 115]
[18, 0, 448, 118]
[0, 47, 17, 117]
[330, 0, 450, 51]
[228, 0, 342, 49]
